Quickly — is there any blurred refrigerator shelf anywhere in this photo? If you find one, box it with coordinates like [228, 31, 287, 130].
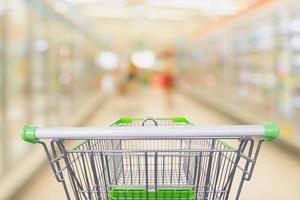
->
[0, 0, 103, 177]
[184, 0, 300, 151]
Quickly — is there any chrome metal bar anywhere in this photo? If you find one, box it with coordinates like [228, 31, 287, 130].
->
[35, 125, 265, 139]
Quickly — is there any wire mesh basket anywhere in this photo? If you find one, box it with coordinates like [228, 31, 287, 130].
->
[21, 117, 279, 200]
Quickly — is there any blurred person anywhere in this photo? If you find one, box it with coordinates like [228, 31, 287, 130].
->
[141, 70, 151, 88]
[114, 64, 128, 95]
[125, 59, 139, 94]
[159, 46, 176, 109]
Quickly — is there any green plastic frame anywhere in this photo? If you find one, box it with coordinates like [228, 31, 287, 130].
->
[110, 117, 193, 126]
[109, 188, 195, 200]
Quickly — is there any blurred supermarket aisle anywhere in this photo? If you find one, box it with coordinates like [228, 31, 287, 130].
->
[15, 90, 300, 200]
[1, 1, 300, 199]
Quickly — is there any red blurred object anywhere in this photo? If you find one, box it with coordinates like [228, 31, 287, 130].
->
[160, 73, 174, 89]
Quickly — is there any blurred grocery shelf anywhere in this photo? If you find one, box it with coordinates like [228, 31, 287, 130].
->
[0, 0, 103, 175]
[179, 83, 300, 155]
[181, 0, 300, 154]
[0, 92, 107, 200]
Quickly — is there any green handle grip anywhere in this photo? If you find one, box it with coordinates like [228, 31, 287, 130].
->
[264, 123, 280, 141]
[21, 125, 39, 143]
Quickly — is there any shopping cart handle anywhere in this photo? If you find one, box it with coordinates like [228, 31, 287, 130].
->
[21, 123, 279, 143]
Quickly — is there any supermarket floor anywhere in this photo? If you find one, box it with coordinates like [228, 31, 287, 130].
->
[15, 89, 300, 200]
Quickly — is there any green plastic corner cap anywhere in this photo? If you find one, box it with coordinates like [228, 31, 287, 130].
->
[264, 123, 280, 141]
[21, 125, 38, 143]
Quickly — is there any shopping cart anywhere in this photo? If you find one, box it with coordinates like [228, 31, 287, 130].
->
[21, 117, 279, 200]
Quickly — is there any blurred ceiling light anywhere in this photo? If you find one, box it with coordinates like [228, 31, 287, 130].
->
[148, 9, 192, 20]
[84, 6, 131, 18]
[148, 0, 238, 15]
[64, 0, 127, 6]
[148, 0, 209, 9]
[84, 6, 191, 20]
[131, 51, 156, 69]
[97, 52, 119, 70]
[200, 2, 237, 16]
[36, 40, 49, 51]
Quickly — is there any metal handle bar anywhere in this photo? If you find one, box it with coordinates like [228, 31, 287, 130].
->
[21, 123, 279, 143]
